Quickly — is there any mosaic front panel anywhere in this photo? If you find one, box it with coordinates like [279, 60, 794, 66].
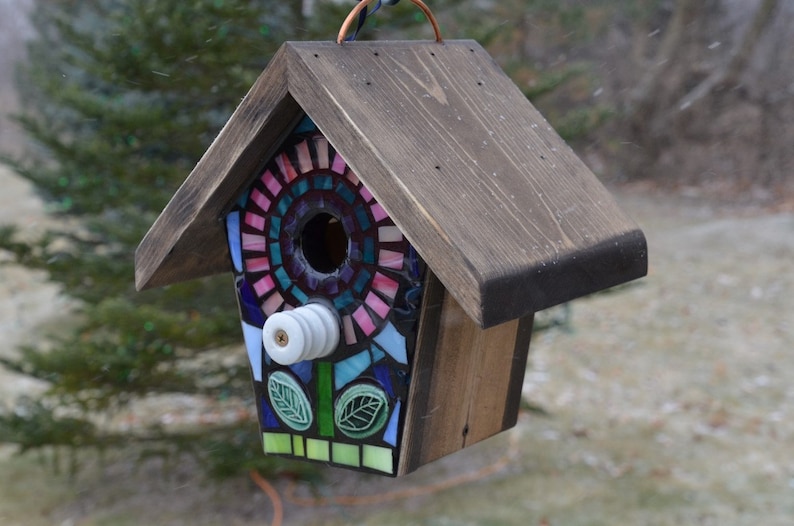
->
[225, 116, 426, 475]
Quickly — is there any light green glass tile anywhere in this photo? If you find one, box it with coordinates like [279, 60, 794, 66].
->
[362, 445, 394, 474]
[292, 435, 305, 457]
[306, 439, 330, 461]
[263, 432, 292, 455]
[332, 443, 360, 467]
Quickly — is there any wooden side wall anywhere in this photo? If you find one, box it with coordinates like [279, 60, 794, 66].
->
[398, 273, 534, 475]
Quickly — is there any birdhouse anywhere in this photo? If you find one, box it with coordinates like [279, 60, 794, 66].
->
[135, 11, 646, 476]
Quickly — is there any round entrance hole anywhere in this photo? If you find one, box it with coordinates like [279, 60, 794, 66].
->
[300, 212, 349, 274]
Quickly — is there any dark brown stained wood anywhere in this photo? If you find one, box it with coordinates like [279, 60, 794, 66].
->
[285, 40, 646, 327]
[134, 46, 303, 290]
[398, 272, 532, 476]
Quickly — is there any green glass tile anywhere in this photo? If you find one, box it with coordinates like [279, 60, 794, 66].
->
[362, 445, 394, 474]
[263, 432, 293, 455]
[332, 443, 360, 467]
[292, 435, 305, 457]
[306, 439, 330, 461]
[317, 361, 334, 437]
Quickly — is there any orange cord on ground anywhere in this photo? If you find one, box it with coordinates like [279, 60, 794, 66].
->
[250, 430, 519, 523]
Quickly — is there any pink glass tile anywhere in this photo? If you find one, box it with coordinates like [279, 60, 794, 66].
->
[359, 185, 374, 202]
[371, 203, 389, 222]
[263, 291, 284, 316]
[246, 256, 270, 273]
[242, 233, 267, 252]
[352, 305, 377, 336]
[245, 211, 266, 231]
[346, 169, 360, 186]
[342, 314, 357, 345]
[378, 249, 404, 270]
[253, 275, 275, 297]
[295, 140, 313, 174]
[250, 188, 271, 213]
[372, 272, 399, 299]
[331, 152, 347, 175]
[313, 137, 329, 169]
[263, 170, 282, 196]
[276, 152, 299, 182]
[377, 225, 402, 243]
[365, 292, 390, 320]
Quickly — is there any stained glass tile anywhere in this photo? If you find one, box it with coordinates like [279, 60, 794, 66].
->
[371, 202, 389, 222]
[274, 267, 292, 291]
[335, 181, 356, 205]
[241, 321, 264, 382]
[263, 291, 284, 316]
[373, 322, 408, 364]
[362, 445, 394, 474]
[292, 435, 305, 457]
[263, 432, 292, 455]
[341, 215, 356, 235]
[377, 225, 402, 243]
[293, 200, 311, 219]
[253, 275, 275, 297]
[263, 170, 282, 196]
[346, 169, 360, 186]
[348, 241, 361, 261]
[269, 242, 282, 265]
[276, 194, 293, 216]
[291, 286, 308, 304]
[295, 140, 313, 174]
[306, 439, 330, 461]
[334, 349, 372, 390]
[324, 279, 339, 295]
[282, 214, 299, 237]
[382, 402, 401, 447]
[331, 153, 347, 174]
[352, 305, 377, 336]
[333, 290, 354, 310]
[276, 152, 299, 182]
[408, 246, 421, 278]
[333, 443, 360, 467]
[226, 212, 243, 272]
[238, 280, 265, 326]
[313, 137, 329, 169]
[236, 188, 250, 208]
[342, 315, 357, 345]
[245, 211, 266, 232]
[365, 291, 390, 320]
[261, 397, 280, 428]
[363, 237, 376, 264]
[317, 362, 334, 437]
[370, 346, 385, 364]
[373, 364, 394, 397]
[305, 272, 319, 291]
[294, 115, 316, 133]
[282, 240, 295, 259]
[246, 256, 270, 273]
[250, 188, 271, 213]
[372, 272, 399, 300]
[289, 360, 313, 384]
[242, 233, 268, 253]
[378, 249, 404, 270]
[313, 174, 333, 190]
[291, 178, 310, 198]
[353, 269, 371, 294]
[359, 185, 374, 202]
[354, 205, 371, 231]
[268, 216, 281, 240]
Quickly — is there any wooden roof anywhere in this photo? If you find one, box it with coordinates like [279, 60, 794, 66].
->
[135, 40, 647, 328]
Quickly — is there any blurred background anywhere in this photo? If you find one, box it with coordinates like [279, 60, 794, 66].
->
[1, 1, 792, 524]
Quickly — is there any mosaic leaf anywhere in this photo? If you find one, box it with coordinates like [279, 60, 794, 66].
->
[335, 383, 389, 439]
[268, 371, 313, 431]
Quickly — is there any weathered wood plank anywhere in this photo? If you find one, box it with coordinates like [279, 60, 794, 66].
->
[286, 40, 647, 327]
[135, 46, 303, 290]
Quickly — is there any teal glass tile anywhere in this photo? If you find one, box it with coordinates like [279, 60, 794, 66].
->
[373, 322, 408, 364]
[236, 188, 250, 208]
[269, 216, 281, 240]
[292, 178, 310, 198]
[333, 290, 354, 310]
[269, 242, 282, 266]
[277, 194, 293, 215]
[225, 211, 243, 273]
[353, 269, 371, 294]
[370, 345, 385, 363]
[313, 175, 333, 190]
[354, 205, 371, 231]
[363, 237, 375, 264]
[294, 115, 316, 134]
[274, 266, 292, 291]
[292, 286, 308, 304]
[335, 181, 356, 205]
[334, 349, 372, 390]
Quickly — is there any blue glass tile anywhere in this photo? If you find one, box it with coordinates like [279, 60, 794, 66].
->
[339, 265, 354, 283]
[277, 194, 293, 215]
[292, 178, 310, 198]
[241, 321, 264, 382]
[290, 360, 313, 384]
[294, 115, 316, 134]
[334, 349, 372, 390]
[269, 216, 282, 240]
[292, 286, 308, 304]
[382, 400, 401, 447]
[354, 205, 371, 231]
[324, 280, 339, 295]
[373, 322, 408, 364]
[333, 290, 354, 310]
[269, 242, 282, 266]
[335, 182, 356, 205]
[305, 273, 319, 291]
[238, 280, 265, 326]
[282, 214, 298, 237]
[314, 175, 333, 190]
[225, 212, 243, 273]
[363, 237, 376, 264]
[261, 397, 281, 429]
[282, 240, 295, 258]
[293, 200, 310, 219]
[342, 215, 356, 234]
[288, 257, 305, 277]
[373, 364, 395, 397]
[274, 266, 292, 290]
[408, 245, 421, 278]
[353, 269, 371, 294]
[348, 241, 361, 261]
